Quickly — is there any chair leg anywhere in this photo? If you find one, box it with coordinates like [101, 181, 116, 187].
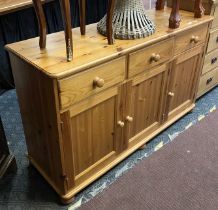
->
[156, 0, 165, 10]
[59, 0, 73, 62]
[194, 0, 205, 18]
[32, 0, 47, 49]
[169, 0, 181, 29]
[79, 0, 86, 35]
[107, 0, 116, 45]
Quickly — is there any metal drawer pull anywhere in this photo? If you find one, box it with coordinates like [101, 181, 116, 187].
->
[150, 53, 161, 62]
[190, 36, 199, 44]
[206, 77, 213, 85]
[211, 57, 217, 64]
[126, 116, 133, 122]
[117, 121, 125, 127]
[93, 77, 105, 88]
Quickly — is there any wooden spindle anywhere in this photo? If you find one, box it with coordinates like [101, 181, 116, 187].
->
[169, 0, 181, 29]
[79, 0, 86, 35]
[194, 0, 205, 18]
[32, 0, 47, 49]
[156, 0, 165, 10]
[59, 0, 73, 62]
[107, 0, 116, 45]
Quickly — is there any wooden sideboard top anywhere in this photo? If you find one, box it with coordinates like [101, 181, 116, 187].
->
[0, 0, 53, 15]
[6, 8, 213, 79]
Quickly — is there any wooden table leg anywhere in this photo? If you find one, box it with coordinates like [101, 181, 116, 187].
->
[194, 0, 205, 18]
[59, 0, 73, 62]
[156, 0, 165, 10]
[79, 0, 86, 35]
[107, 0, 116, 45]
[32, 0, 47, 49]
[0, 118, 17, 179]
[169, 0, 181, 29]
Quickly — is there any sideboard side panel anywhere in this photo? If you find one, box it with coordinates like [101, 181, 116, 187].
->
[9, 53, 65, 194]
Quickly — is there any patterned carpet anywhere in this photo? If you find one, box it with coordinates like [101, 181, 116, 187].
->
[0, 87, 218, 210]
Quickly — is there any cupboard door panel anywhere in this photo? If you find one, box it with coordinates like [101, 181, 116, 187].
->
[166, 46, 203, 119]
[71, 97, 115, 175]
[128, 64, 169, 140]
[60, 85, 128, 183]
[169, 56, 198, 111]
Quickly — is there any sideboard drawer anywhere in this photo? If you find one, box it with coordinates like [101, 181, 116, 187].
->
[175, 24, 208, 55]
[207, 29, 218, 52]
[128, 38, 174, 77]
[58, 57, 126, 109]
[202, 48, 218, 75]
[198, 67, 218, 95]
[211, 5, 218, 29]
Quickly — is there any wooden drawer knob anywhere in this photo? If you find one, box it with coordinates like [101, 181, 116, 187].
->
[190, 36, 200, 44]
[168, 92, 175, 97]
[150, 53, 161, 62]
[126, 116, 133, 122]
[93, 77, 105, 88]
[117, 121, 125, 127]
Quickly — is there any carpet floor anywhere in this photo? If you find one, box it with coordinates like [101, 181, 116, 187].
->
[80, 109, 218, 210]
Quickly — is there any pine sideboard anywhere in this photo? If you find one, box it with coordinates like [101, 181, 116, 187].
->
[6, 8, 213, 204]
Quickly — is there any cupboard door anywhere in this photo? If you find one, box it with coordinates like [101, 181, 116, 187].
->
[127, 64, 169, 142]
[165, 46, 204, 120]
[60, 85, 127, 188]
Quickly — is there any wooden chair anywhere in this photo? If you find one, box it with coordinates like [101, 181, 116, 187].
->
[33, 0, 115, 61]
[33, 0, 204, 60]
[32, 0, 85, 61]
[156, 0, 205, 29]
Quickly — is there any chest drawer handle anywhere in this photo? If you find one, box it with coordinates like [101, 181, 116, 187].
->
[206, 77, 213, 85]
[190, 36, 199, 44]
[150, 53, 161, 62]
[93, 77, 105, 88]
[211, 57, 217, 64]
[216, 37, 218, 43]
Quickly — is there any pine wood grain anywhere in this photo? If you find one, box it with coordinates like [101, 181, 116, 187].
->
[166, 45, 203, 120]
[174, 24, 208, 55]
[5, 8, 213, 79]
[128, 38, 173, 77]
[58, 57, 126, 109]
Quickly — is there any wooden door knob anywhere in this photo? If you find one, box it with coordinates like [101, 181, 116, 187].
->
[190, 36, 200, 43]
[117, 121, 125, 127]
[150, 53, 161, 62]
[126, 116, 133, 122]
[93, 77, 105, 88]
[168, 92, 175, 97]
